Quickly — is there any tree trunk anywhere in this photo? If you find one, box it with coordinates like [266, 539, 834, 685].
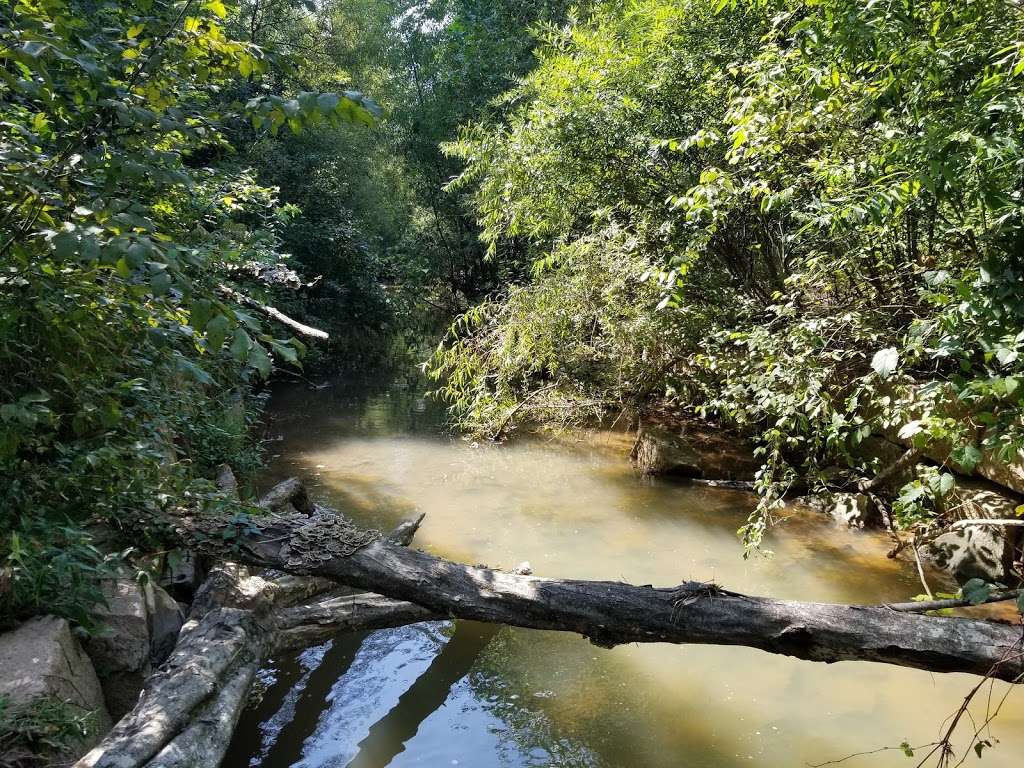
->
[182, 486, 1024, 683]
[76, 511, 427, 768]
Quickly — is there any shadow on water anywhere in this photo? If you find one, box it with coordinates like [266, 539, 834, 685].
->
[224, 632, 371, 768]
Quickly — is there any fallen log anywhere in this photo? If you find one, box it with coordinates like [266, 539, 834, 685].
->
[187, 488, 1024, 683]
[217, 283, 330, 341]
[274, 592, 437, 652]
[79, 479, 1024, 768]
[77, 509, 427, 768]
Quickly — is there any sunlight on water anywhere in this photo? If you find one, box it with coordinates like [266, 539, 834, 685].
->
[224, 376, 1024, 768]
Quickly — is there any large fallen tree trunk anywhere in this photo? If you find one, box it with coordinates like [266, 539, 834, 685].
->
[178, 486, 1024, 683]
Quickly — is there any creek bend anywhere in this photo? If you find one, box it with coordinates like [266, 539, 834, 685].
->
[223, 375, 1024, 768]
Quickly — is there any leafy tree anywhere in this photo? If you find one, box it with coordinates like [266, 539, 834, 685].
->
[0, 0, 378, 625]
[430, 0, 1024, 550]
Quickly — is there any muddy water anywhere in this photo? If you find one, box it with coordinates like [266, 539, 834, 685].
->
[223, 375, 1024, 768]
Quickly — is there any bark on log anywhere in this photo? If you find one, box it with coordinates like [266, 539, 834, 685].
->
[274, 592, 438, 652]
[217, 284, 329, 340]
[77, 511, 427, 768]
[199, 496, 1024, 683]
[76, 607, 263, 768]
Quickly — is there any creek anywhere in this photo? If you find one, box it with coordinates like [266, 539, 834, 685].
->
[222, 373, 1024, 768]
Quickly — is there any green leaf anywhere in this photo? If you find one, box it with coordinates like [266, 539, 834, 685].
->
[51, 232, 78, 260]
[317, 93, 340, 113]
[190, 299, 213, 332]
[203, 0, 228, 19]
[205, 314, 230, 351]
[229, 328, 252, 361]
[247, 342, 272, 378]
[897, 420, 922, 440]
[269, 339, 299, 366]
[961, 578, 991, 605]
[150, 271, 171, 296]
[871, 347, 899, 379]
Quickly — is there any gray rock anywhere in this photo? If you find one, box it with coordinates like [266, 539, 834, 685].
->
[923, 525, 1015, 584]
[630, 426, 703, 478]
[0, 616, 112, 745]
[144, 582, 184, 667]
[798, 492, 882, 529]
[84, 579, 151, 719]
[922, 480, 1023, 584]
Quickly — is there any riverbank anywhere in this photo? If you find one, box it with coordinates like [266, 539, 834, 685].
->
[5, 373, 1023, 768]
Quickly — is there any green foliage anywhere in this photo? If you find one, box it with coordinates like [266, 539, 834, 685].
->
[0, 0, 378, 624]
[429, 0, 1024, 550]
[429, 227, 698, 434]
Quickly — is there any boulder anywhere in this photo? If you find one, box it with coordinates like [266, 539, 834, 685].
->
[879, 382, 1024, 496]
[631, 426, 702, 478]
[921, 480, 1024, 584]
[84, 579, 151, 719]
[144, 581, 184, 667]
[630, 423, 760, 480]
[801, 492, 882, 529]
[0, 616, 112, 746]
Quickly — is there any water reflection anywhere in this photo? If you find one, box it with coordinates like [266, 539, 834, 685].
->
[224, 375, 1024, 768]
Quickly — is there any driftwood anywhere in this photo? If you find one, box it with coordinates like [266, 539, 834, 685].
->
[183, 480, 1024, 682]
[217, 283, 329, 340]
[885, 589, 1024, 613]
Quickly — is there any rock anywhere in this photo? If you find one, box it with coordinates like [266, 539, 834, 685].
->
[144, 582, 184, 667]
[630, 426, 704, 478]
[977, 447, 1024, 498]
[923, 526, 1015, 584]
[84, 579, 151, 719]
[0, 616, 112, 746]
[797, 492, 882, 529]
[880, 383, 1024, 496]
[630, 423, 760, 481]
[160, 548, 205, 602]
[921, 480, 1024, 584]
[215, 463, 239, 495]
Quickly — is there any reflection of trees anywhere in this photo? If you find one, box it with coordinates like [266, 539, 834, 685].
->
[465, 630, 606, 768]
[346, 621, 498, 767]
[468, 629, 756, 768]
[222, 631, 371, 768]
[266, 372, 447, 451]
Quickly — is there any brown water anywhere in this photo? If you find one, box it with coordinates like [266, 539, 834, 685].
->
[224, 374, 1024, 768]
